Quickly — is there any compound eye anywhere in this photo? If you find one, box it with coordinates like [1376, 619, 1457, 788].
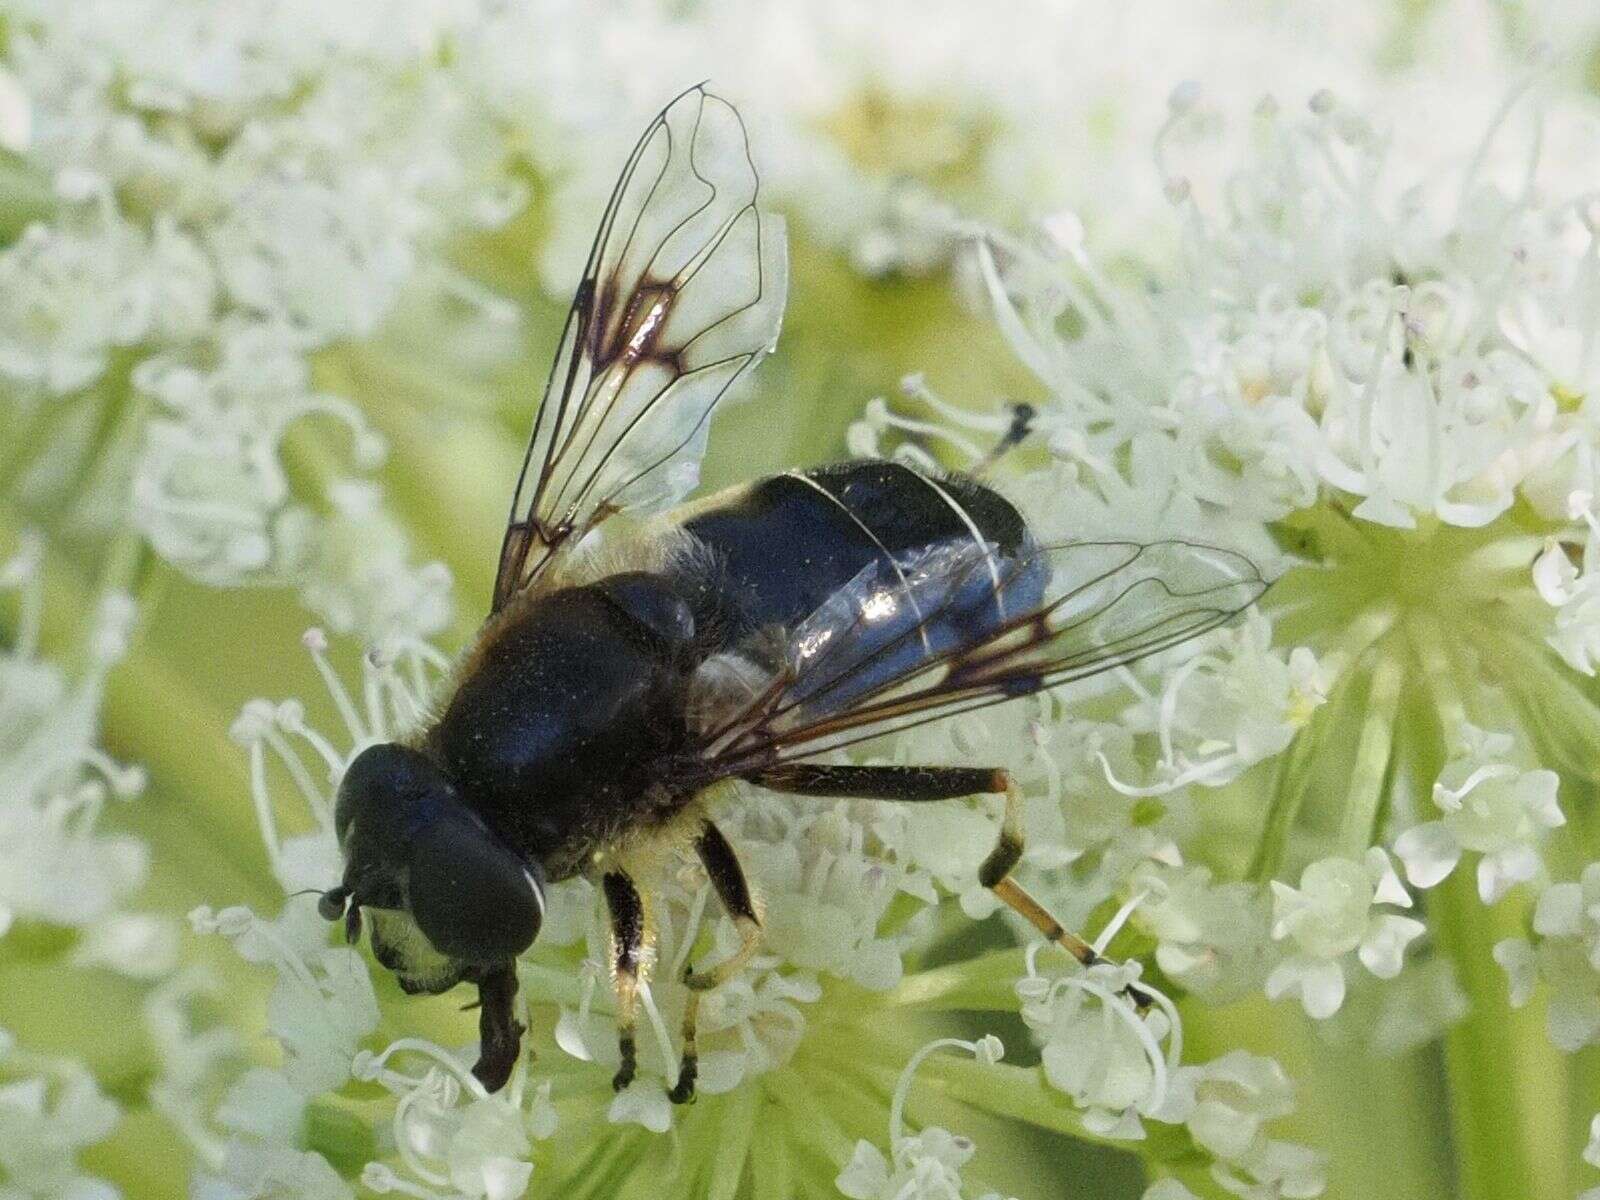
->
[407, 811, 544, 963]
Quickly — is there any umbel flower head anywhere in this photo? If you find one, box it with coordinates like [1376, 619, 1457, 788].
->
[853, 76, 1600, 1193]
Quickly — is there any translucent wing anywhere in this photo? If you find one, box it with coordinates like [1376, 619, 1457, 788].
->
[689, 539, 1268, 774]
[493, 85, 788, 611]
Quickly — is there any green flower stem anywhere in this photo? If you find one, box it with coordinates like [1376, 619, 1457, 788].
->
[0, 504, 277, 912]
[1183, 996, 1451, 1200]
[1405, 607, 1572, 1195]
[705, 1091, 760, 1200]
[1488, 624, 1600, 785]
[763, 1062, 859, 1163]
[1432, 866, 1571, 1200]
[1339, 653, 1404, 855]
[1247, 724, 1314, 884]
[879, 947, 1031, 1012]
[1551, 775, 1600, 1188]
[1408, 614, 1469, 750]
[752, 1115, 795, 1200]
[613, 1127, 691, 1200]
[563, 1135, 652, 1200]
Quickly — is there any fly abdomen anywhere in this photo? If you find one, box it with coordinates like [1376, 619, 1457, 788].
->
[680, 459, 1035, 643]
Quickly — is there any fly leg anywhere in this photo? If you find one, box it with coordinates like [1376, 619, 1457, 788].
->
[602, 870, 647, 1092]
[469, 961, 524, 1093]
[670, 818, 761, 1105]
[747, 764, 1139, 990]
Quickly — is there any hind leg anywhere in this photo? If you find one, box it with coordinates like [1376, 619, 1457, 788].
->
[748, 763, 1121, 973]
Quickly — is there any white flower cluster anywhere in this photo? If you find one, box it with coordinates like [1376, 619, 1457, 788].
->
[1495, 862, 1600, 1051]
[1017, 945, 1324, 1199]
[0, 1031, 122, 1200]
[835, 79, 1600, 1056]
[0, 532, 182, 1195]
[0, 532, 169, 963]
[1266, 850, 1422, 1019]
[975, 89, 1600, 542]
[0, 0, 532, 637]
[1394, 724, 1564, 903]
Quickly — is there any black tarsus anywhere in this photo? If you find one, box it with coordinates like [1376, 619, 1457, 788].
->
[670, 819, 760, 1105]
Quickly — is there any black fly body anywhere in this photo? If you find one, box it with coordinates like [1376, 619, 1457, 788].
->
[318, 84, 1267, 1100]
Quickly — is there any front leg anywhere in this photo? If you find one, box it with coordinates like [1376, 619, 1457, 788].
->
[470, 961, 524, 1092]
[602, 869, 647, 1091]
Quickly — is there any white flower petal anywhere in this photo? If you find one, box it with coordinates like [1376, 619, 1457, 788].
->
[606, 1082, 671, 1133]
[836, 1140, 891, 1200]
[1393, 823, 1461, 889]
[1478, 843, 1539, 904]
[1358, 915, 1426, 979]
[1366, 847, 1412, 908]
[1533, 882, 1585, 937]
[1492, 938, 1537, 1008]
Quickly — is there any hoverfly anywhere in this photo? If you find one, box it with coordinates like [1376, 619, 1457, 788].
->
[317, 84, 1266, 1100]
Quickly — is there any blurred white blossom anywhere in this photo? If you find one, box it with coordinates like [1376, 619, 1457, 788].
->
[0, 531, 182, 1196]
[0, 0, 532, 637]
[0, 532, 149, 937]
[512, 0, 1598, 285]
[0, 1035, 122, 1200]
[1495, 861, 1600, 1050]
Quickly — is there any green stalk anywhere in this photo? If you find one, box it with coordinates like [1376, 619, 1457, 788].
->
[1431, 867, 1570, 1200]
[1339, 653, 1404, 854]
[0, 505, 277, 910]
[1407, 611, 1572, 1198]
